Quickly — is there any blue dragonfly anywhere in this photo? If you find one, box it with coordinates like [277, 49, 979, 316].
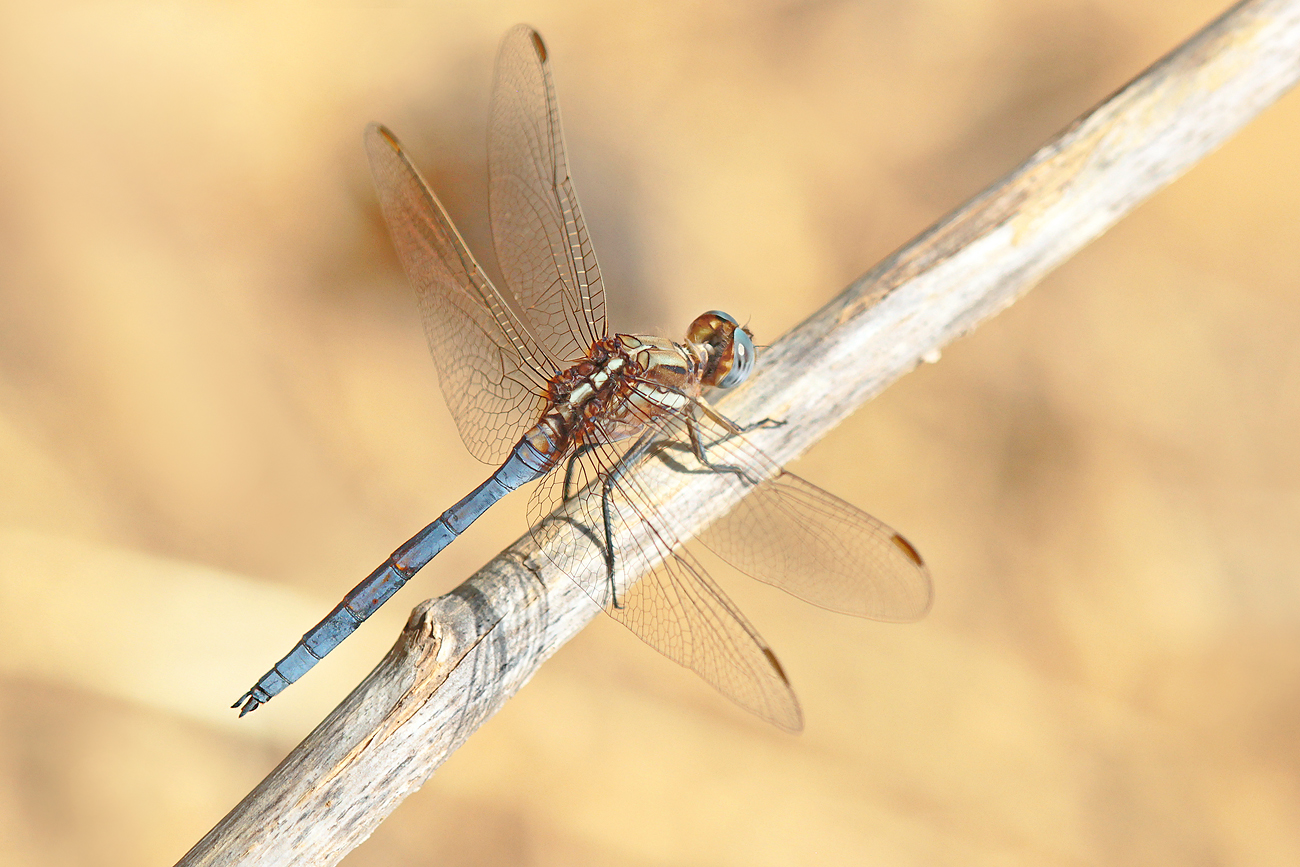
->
[234, 25, 931, 731]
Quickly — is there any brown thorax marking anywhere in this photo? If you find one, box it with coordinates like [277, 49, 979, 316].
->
[538, 333, 706, 452]
[546, 337, 637, 417]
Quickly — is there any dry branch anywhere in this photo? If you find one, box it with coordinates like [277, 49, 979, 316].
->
[178, 1, 1300, 864]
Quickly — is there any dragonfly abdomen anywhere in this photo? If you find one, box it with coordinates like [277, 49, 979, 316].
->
[233, 430, 556, 715]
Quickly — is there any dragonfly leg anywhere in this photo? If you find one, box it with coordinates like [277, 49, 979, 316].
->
[600, 473, 621, 609]
[563, 442, 602, 501]
[740, 417, 786, 434]
[598, 430, 660, 609]
[704, 416, 786, 451]
[686, 412, 761, 485]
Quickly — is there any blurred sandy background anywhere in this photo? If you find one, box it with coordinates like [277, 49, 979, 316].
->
[2, 1, 1298, 865]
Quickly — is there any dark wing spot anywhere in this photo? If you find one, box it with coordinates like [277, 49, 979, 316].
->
[763, 647, 791, 685]
[530, 29, 548, 62]
[891, 534, 924, 567]
[374, 124, 401, 153]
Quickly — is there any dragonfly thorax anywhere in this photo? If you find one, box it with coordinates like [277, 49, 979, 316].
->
[536, 332, 707, 455]
[547, 337, 638, 411]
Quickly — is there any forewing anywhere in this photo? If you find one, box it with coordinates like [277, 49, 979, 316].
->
[489, 25, 607, 364]
[365, 123, 555, 464]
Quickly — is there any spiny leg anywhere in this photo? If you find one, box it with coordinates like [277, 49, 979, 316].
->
[686, 411, 761, 484]
[562, 442, 602, 501]
[742, 416, 786, 433]
[700, 415, 786, 454]
[599, 430, 659, 609]
[591, 412, 786, 609]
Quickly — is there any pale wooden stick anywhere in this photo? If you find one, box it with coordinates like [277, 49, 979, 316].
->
[178, 1, 1300, 864]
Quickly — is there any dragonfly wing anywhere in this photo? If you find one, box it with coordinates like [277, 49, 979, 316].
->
[609, 530, 804, 732]
[698, 470, 933, 622]
[365, 123, 555, 464]
[488, 25, 607, 363]
[527, 422, 803, 732]
[675, 407, 933, 621]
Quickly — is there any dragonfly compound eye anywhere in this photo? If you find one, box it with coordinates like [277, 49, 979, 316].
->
[716, 319, 754, 388]
[687, 310, 755, 388]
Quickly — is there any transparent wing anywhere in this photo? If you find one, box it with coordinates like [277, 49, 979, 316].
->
[365, 123, 558, 464]
[524, 392, 931, 729]
[528, 423, 803, 731]
[699, 473, 933, 622]
[602, 511, 804, 732]
[488, 25, 607, 364]
[685, 408, 933, 622]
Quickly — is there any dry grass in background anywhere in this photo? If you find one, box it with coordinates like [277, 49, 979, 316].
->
[1, 2, 1298, 865]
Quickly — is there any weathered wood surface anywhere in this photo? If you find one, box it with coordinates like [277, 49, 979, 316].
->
[178, 1, 1300, 864]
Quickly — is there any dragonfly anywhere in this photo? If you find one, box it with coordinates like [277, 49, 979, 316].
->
[234, 25, 932, 731]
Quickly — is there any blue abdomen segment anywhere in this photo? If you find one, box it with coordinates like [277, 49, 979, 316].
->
[233, 434, 552, 715]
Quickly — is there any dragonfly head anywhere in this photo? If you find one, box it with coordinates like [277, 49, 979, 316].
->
[687, 311, 755, 389]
